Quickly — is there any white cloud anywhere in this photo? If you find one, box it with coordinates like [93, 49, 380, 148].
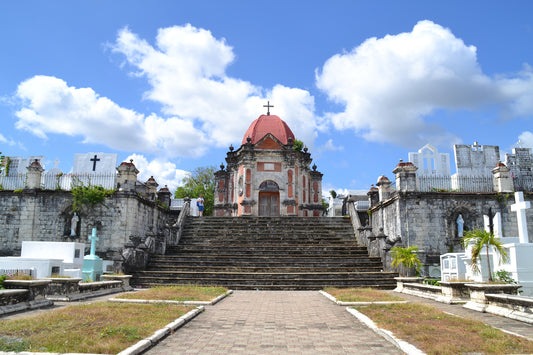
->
[112, 25, 318, 147]
[316, 20, 533, 148]
[0, 133, 16, 146]
[13, 25, 320, 159]
[124, 154, 189, 192]
[518, 131, 533, 148]
[14, 75, 209, 157]
[319, 139, 343, 152]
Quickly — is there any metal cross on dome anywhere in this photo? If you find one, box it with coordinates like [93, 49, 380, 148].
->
[263, 101, 274, 115]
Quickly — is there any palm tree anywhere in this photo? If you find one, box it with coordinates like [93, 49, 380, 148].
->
[390, 245, 422, 276]
[462, 229, 509, 282]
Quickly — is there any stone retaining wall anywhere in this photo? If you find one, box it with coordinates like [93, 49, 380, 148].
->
[0, 190, 180, 268]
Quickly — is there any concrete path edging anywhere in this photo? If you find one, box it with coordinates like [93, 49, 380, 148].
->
[117, 306, 205, 355]
[346, 307, 425, 355]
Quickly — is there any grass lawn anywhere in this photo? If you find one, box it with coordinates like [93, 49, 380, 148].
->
[116, 285, 229, 301]
[355, 302, 533, 355]
[0, 302, 195, 354]
[323, 287, 405, 302]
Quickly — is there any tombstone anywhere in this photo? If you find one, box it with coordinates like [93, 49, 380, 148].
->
[453, 142, 499, 177]
[82, 228, 103, 281]
[7, 156, 45, 176]
[73, 153, 117, 174]
[511, 191, 531, 244]
[408, 143, 451, 176]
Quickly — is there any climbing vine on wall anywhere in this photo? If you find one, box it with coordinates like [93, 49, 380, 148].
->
[71, 185, 115, 212]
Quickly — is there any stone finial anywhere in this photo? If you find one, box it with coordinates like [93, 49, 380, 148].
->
[492, 161, 513, 193]
[229, 144, 234, 152]
[220, 163, 225, 171]
[117, 160, 140, 192]
[393, 160, 418, 192]
[377, 175, 392, 202]
[26, 159, 44, 189]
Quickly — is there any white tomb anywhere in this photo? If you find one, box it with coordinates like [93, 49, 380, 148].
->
[0, 241, 85, 279]
[495, 191, 533, 296]
[408, 144, 451, 176]
[73, 152, 117, 174]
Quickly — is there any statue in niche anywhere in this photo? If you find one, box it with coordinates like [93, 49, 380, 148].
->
[70, 212, 79, 237]
[456, 214, 464, 238]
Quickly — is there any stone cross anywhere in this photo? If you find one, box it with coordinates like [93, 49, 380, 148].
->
[511, 191, 531, 243]
[89, 228, 99, 256]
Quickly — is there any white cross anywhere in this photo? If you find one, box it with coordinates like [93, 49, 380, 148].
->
[511, 191, 531, 243]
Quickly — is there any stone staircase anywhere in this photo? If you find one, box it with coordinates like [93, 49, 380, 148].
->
[131, 216, 397, 290]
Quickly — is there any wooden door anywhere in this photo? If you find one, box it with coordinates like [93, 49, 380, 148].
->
[259, 192, 280, 216]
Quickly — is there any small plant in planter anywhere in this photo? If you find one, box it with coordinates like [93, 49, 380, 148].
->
[390, 245, 422, 277]
[462, 229, 509, 283]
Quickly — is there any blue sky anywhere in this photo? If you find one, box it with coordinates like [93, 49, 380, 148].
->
[1, 1, 533, 194]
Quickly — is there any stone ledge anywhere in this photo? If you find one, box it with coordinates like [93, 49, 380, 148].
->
[319, 290, 408, 306]
[109, 290, 233, 306]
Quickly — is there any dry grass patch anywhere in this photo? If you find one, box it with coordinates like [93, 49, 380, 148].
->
[116, 285, 228, 301]
[0, 302, 195, 354]
[355, 303, 533, 355]
[323, 287, 405, 302]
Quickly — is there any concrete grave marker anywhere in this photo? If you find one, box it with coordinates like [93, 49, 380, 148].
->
[511, 191, 531, 244]
[73, 153, 117, 174]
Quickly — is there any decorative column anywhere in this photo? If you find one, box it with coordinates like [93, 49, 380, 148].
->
[145, 176, 159, 200]
[157, 185, 172, 208]
[392, 160, 418, 192]
[26, 159, 44, 190]
[377, 175, 392, 202]
[116, 160, 139, 192]
[214, 164, 230, 216]
[492, 161, 514, 193]
[310, 164, 323, 217]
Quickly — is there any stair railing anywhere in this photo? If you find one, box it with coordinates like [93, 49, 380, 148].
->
[170, 197, 191, 246]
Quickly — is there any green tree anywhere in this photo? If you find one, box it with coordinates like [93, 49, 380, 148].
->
[174, 166, 216, 216]
[462, 229, 509, 282]
[390, 245, 422, 276]
[329, 190, 337, 199]
[292, 139, 304, 152]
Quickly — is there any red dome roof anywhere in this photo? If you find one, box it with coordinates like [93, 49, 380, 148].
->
[242, 114, 295, 145]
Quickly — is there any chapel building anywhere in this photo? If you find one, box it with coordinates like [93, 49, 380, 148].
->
[213, 109, 323, 217]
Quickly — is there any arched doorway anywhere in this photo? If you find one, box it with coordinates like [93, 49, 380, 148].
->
[259, 180, 280, 216]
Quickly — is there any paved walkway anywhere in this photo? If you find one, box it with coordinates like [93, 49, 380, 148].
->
[146, 291, 403, 354]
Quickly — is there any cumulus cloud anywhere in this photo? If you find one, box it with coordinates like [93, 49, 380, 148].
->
[12, 25, 319, 159]
[14, 75, 209, 157]
[125, 154, 189, 192]
[112, 25, 318, 147]
[316, 20, 533, 148]
[518, 131, 533, 148]
[0, 133, 16, 146]
[319, 139, 344, 152]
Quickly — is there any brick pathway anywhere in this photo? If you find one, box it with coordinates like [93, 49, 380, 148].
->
[146, 291, 403, 354]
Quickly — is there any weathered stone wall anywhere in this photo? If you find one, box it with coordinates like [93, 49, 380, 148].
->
[370, 191, 533, 271]
[0, 190, 178, 263]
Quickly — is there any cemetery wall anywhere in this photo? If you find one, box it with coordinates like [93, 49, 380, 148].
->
[371, 191, 533, 267]
[0, 190, 178, 261]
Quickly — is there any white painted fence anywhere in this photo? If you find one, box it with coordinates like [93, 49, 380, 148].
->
[418, 175, 494, 192]
[0, 173, 117, 191]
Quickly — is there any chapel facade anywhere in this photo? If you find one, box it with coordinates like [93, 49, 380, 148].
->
[213, 109, 323, 217]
